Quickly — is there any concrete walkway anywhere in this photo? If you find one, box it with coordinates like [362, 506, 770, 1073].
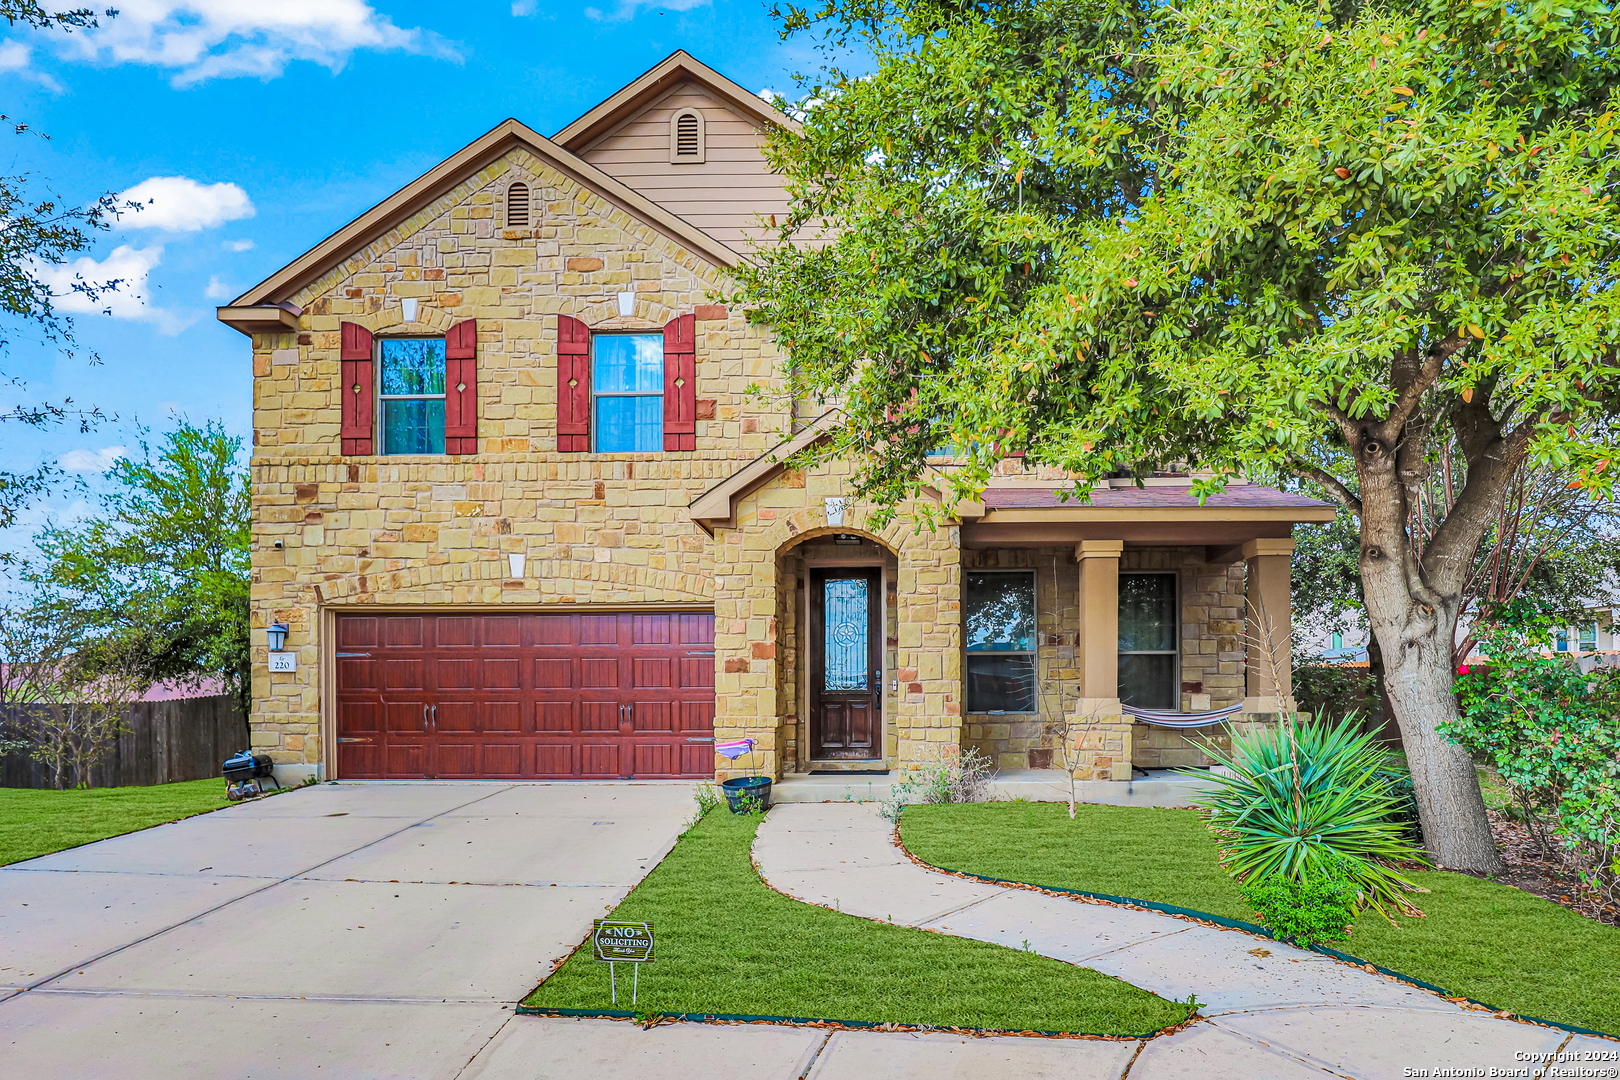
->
[752, 802, 1617, 1079]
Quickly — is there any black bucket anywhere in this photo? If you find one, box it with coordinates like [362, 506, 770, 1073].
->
[721, 775, 772, 814]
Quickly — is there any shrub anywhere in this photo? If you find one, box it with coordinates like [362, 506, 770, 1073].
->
[1291, 660, 1376, 726]
[881, 745, 997, 822]
[1241, 856, 1359, 946]
[1192, 714, 1429, 920]
[1445, 612, 1620, 909]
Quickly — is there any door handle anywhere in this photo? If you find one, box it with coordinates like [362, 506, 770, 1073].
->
[423, 704, 429, 731]
[431, 704, 437, 729]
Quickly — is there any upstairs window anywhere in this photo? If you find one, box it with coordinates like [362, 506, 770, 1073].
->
[964, 571, 1037, 713]
[592, 334, 663, 452]
[379, 338, 446, 454]
[669, 108, 705, 164]
[1580, 622, 1599, 652]
[506, 181, 530, 228]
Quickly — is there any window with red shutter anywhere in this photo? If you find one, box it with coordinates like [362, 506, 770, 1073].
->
[444, 319, 477, 455]
[662, 313, 696, 452]
[557, 315, 591, 452]
[340, 322, 374, 456]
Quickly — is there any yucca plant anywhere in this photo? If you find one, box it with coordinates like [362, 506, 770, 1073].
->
[1190, 714, 1430, 921]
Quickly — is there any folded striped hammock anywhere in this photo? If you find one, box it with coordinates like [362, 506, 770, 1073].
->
[1121, 702, 1244, 728]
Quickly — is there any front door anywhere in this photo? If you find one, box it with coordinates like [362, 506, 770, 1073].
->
[809, 568, 882, 760]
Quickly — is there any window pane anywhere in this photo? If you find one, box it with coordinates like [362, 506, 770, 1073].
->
[964, 572, 1036, 652]
[593, 334, 664, 393]
[594, 395, 663, 453]
[822, 578, 869, 691]
[967, 654, 1036, 712]
[1119, 573, 1176, 652]
[379, 338, 446, 395]
[382, 399, 445, 454]
[1119, 654, 1176, 709]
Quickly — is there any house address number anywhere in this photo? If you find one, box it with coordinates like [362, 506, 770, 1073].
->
[268, 651, 297, 673]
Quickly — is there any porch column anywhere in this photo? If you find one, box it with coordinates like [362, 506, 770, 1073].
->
[1076, 540, 1123, 705]
[1243, 537, 1295, 711]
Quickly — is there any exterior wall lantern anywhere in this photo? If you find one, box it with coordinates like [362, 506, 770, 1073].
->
[267, 622, 296, 672]
[266, 623, 289, 651]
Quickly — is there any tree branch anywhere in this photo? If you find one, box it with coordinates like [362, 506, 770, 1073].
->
[1286, 456, 1362, 516]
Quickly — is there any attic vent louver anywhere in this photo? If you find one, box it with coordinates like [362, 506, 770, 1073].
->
[669, 109, 705, 164]
[507, 182, 530, 228]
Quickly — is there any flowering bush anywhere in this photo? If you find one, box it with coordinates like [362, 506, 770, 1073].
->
[1444, 610, 1620, 907]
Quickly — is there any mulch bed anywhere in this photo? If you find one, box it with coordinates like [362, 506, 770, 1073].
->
[1478, 811, 1620, 927]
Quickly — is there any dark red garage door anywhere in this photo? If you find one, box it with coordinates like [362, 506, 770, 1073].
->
[334, 612, 715, 779]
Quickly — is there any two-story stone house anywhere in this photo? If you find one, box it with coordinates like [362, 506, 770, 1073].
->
[219, 52, 1333, 787]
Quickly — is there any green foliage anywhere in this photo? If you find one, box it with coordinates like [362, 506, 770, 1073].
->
[526, 807, 1186, 1034]
[1193, 715, 1429, 918]
[1241, 855, 1359, 946]
[880, 744, 996, 821]
[1447, 609, 1620, 905]
[1291, 660, 1375, 725]
[30, 419, 251, 710]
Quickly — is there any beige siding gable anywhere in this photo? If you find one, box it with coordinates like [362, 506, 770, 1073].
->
[580, 82, 790, 250]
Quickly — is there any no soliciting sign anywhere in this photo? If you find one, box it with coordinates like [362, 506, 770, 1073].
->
[592, 920, 654, 963]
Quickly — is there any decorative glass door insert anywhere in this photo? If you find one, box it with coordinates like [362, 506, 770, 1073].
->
[822, 578, 869, 691]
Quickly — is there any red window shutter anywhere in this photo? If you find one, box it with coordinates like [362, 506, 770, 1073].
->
[339, 322, 374, 456]
[662, 313, 696, 452]
[557, 315, 591, 452]
[444, 319, 477, 455]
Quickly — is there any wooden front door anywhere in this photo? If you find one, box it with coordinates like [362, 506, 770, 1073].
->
[334, 611, 716, 779]
[809, 568, 882, 760]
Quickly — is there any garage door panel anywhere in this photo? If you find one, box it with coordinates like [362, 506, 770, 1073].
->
[483, 658, 522, 689]
[485, 701, 524, 733]
[579, 658, 619, 688]
[535, 702, 574, 733]
[335, 611, 714, 780]
[535, 743, 574, 776]
[580, 701, 619, 732]
[580, 743, 621, 778]
[382, 617, 425, 647]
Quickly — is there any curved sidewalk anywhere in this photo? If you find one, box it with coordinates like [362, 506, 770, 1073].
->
[754, 802, 1612, 1078]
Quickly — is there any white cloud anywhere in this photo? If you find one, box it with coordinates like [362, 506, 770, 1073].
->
[0, 38, 63, 91]
[120, 176, 254, 232]
[58, 1, 460, 86]
[512, 1, 535, 13]
[33, 244, 196, 335]
[204, 275, 232, 300]
[222, 238, 255, 252]
[584, 0, 711, 23]
[59, 446, 127, 473]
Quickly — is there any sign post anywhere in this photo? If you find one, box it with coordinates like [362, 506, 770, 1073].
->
[592, 919, 654, 1006]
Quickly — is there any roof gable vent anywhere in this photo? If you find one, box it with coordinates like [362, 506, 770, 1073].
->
[670, 108, 705, 164]
[507, 181, 530, 228]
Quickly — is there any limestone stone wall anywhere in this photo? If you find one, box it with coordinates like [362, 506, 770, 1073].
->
[714, 473, 962, 782]
[247, 147, 793, 775]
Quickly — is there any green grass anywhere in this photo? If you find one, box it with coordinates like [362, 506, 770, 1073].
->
[524, 807, 1189, 1034]
[902, 801, 1620, 1036]
[0, 778, 231, 866]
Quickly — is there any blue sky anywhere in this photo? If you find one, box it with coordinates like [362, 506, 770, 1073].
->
[0, 0, 829, 537]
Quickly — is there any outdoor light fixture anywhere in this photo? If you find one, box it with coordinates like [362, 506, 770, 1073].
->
[266, 623, 289, 652]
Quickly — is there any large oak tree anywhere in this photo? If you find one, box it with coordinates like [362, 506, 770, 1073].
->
[738, 0, 1620, 871]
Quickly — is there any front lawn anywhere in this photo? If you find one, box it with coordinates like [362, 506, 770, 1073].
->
[0, 778, 231, 866]
[901, 801, 1620, 1036]
[524, 806, 1189, 1035]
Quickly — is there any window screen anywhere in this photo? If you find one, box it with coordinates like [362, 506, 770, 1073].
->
[378, 338, 445, 455]
[592, 334, 663, 452]
[964, 571, 1037, 713]
[1118, 572, 1177, 709]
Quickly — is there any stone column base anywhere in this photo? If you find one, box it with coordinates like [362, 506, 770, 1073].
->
[1063, 698, 1132, 782]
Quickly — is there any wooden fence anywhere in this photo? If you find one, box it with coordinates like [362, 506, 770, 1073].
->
[1, 694, 248, 789]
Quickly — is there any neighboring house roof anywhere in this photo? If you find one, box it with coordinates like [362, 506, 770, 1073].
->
[140, 677, 227, 702]
[553, 49, 801, 151]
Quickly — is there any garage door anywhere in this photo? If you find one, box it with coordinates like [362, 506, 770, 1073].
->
[334, 612, 715, 779]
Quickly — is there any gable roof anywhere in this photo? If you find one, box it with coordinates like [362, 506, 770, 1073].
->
[222, 116, 743, 321]
[554, 50, 801, 153]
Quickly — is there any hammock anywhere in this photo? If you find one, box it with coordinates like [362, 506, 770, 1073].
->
[1121, 702, 1244, 729]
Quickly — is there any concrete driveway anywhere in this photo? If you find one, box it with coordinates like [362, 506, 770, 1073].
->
[0, 781, 696, 1079]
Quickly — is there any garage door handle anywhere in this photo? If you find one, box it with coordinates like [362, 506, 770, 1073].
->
[338, 738, 372, 744]
[686, 737, 714, 743]
[686, 651, 714, 656]
[336, 652, 371, 658]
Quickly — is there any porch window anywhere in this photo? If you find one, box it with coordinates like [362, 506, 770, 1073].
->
[1119, 572, 1178, 709]
[964, 571, 1037, 713]
[379, 338, 446, 455]
[1580, 622, 1598, 652]
[592, 333, 663, 452]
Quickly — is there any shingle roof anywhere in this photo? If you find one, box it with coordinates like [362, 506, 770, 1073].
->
[980, 484, 1332, 510]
